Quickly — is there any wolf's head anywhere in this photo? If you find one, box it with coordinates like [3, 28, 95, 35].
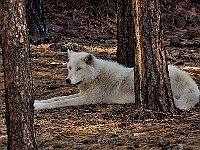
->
[66, 50, 98, 86]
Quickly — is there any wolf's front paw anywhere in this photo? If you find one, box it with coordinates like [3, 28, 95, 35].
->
[34, 100, 41, 103]
[34, 103, 47, 110]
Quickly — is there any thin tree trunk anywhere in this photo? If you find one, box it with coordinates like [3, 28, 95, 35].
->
[132, 0, 175, 112]
[117, 0, 136, 67]
[1, 0, 37, 149]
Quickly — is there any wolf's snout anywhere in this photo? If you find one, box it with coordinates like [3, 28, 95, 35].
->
[66, 79, 71, 85]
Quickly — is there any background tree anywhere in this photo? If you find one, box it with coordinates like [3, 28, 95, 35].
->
[0, 1, 2, 46]
[26, 0, 50, 45]
[131, 0, 175, 113]
[117, 0, 135, 67]
[1, 0, 37, 149]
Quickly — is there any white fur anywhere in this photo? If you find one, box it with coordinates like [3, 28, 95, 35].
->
[168, 65, 199, 110]
[34, 50, 199, 110]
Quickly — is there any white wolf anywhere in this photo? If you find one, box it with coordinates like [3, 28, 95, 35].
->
[34, 50, 199, 110]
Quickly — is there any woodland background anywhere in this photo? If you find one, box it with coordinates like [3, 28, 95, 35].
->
[0, 0, 200, 149]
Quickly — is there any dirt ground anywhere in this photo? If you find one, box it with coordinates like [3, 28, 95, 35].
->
[0, 0, 200, 149]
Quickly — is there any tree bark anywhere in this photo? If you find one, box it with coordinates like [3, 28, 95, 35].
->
[117, 0, 136, 67]
[0, 1, 2, 46]
[26, 0, 50, 45]
[132, 0, 175, 112]
[1, 0, 37, 149]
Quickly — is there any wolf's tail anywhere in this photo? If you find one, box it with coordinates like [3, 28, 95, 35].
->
[174, 92, 199, 110]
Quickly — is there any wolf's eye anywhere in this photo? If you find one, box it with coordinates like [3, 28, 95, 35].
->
[77, 67, 82, 71]
[69, 67, 71, 70]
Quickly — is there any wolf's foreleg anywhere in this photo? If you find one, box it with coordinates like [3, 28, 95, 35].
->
[34, 93, 81, 104]
[34, 95, 89, 110]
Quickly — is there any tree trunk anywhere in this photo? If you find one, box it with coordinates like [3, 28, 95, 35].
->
[1, 0, 37, 149]
[117, 0, 136, 68]
[26, 0, 50, 45]
[132, 0, 175, 112]
[0, 1, 2, 46]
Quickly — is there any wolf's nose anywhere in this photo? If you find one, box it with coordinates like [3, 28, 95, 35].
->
[66, 79, 71, 85]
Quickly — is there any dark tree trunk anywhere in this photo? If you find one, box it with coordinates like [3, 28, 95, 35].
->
[117, 0, 136, 68]
[26, 0, 50, 45]
[0, 1, 2, 46]
[1, 0, 37, 149]
[132, 0, 175, 113]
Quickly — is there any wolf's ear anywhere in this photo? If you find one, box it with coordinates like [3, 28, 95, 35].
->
[83, 54, 94, 65]
[67, 50, 75, 59]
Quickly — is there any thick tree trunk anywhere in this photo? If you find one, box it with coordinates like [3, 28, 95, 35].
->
[117, 0, 136, 67]
[1, 0, 37, 149]
[132, 0, 175, 112]
[26, 0, 50, 45]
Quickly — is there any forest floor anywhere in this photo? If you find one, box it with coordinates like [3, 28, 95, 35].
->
[0, 0, 200, 149]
